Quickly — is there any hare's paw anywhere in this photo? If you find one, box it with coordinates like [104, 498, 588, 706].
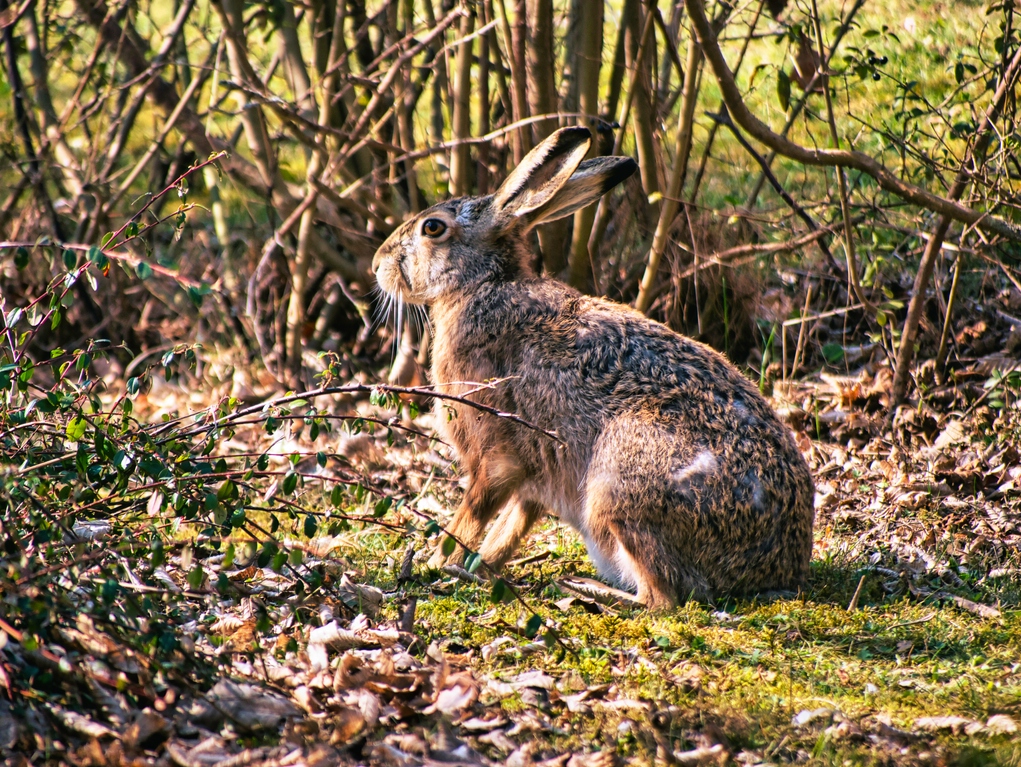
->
[427, 535, 465, 570]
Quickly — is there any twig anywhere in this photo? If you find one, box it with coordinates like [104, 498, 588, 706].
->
[811, 0, 874, 312]
[846, 574, 866, 611]
[708, 106, 842, 273]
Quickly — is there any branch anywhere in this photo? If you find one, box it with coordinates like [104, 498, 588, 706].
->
[683, 0, 1021, 243]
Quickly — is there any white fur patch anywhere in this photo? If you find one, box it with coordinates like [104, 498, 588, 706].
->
[580, 534, 638, 591]
[671, 450, 718, 484]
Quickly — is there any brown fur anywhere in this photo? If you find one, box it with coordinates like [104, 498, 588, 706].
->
[372, 128, 814, 609]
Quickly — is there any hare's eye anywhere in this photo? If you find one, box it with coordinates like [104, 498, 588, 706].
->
[421, 218, 447, 238]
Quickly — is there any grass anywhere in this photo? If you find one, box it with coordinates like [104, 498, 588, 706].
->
[312, 511, 1021, 765]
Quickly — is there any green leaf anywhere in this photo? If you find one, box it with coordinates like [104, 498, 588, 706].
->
[821, 343, 844, 364]
[187, 566, 205, 590]
[187, 284, 211, 308]
[66, 415, 87, 441]
[101, 232, 115, 248]
[135, 261, 153, 280]
[125, 221, 139, 238]
[151, 539, 165, 567]
[217, 479, 237, 502]
[441, 535, 457, 557]
[330, 485, 344, 507]
[15, 247, 29, 270]
[777, 68, 791, 111]
[304, 515, 318, 538]
[373, 496, 392, 517]
[282, 472, 298, 495]
[464, 552, 482, 573]
[490, 578, 511, 604]
[271, 550, 287, 572]
[524, 614, 542, 639]
[223, 543, 236, 569]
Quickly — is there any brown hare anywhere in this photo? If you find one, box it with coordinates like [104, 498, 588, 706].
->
[372, 127, 814, 609]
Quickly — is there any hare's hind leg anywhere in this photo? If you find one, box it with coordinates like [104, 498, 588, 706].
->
[582, 505, 710, 610]
[583, 427, 714, 609]
[478, 497, 544, 569]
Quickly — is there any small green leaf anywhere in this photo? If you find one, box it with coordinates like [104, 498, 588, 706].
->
[151, 539, 165, 567]
[464, 552, 482, 573]
[821, 343, 844, 364]
[282, 472, 298, 495]
[330, 485, 343, 507]
[524, 614, 542, 639]
[271, 550, 287, 572]
[15, 247, 29, 270]
[373, 496, 392, 517]
[217, 479, 237, 502]
[441, 535, 457, 557]
[135, 261, 153, 280]
[490, 578, 510, 604]
[777, 68, 791, 111]
[223, 543, 236, 569]
[66, 415, 87, 441]
[187, 565, 205, 590]
[101, 232, 115, 248]
[304, 515, 318, 538]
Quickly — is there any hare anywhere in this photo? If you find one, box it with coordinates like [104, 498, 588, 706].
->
[372, 127, 814, 609]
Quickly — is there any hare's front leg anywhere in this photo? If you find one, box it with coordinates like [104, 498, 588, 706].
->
[478, 498, 544, 569]
[427, 472, 517, 570]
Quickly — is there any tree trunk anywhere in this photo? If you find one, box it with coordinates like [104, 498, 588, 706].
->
[449, 9, 475, 196]
[566, 1, 604, 290]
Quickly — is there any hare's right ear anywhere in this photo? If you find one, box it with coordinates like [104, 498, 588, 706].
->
[491, 127, 592, 227]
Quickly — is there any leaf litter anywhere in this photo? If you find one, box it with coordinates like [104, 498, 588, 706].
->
[3, 294, 1021, 765]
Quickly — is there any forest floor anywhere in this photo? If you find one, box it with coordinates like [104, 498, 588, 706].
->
[6, 326, 1020, 767]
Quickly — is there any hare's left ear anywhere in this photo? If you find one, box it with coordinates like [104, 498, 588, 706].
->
[491, 127, 593, 226]
[525, 156, 637, 230]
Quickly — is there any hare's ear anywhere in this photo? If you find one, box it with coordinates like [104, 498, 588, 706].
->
[491, 127, 592, 225]
[526, 156, 638, 229]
